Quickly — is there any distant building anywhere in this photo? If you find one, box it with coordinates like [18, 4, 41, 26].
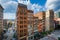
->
[16, 3, 28, 40]
[3, 19, 8, 29]
[58, 12, 60, 18]
[27, 10, 34, 40]
[45, 10, 54, 31]
[54, 18, 60, 25]
[34, 11, 45, 32]
[54, 13, 58, 18]
[0, 5, 4, 40]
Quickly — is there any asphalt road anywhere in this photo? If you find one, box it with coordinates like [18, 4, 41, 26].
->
[40, 30, 60, 40]
[3, 27, 15, 40]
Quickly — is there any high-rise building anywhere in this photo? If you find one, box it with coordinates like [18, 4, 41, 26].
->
[27, 10, 34, 40]
[34, 11, 45, 32]
[0, 5, 4, 40]
[45, 10, 54, 31]
[33, 17, 39, 33]
[3, 19, 8, 29]
[16, 3, 28, 40]
[33, 17, 40, 40]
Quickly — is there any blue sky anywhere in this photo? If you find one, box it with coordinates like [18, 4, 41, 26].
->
[31, 0, 46, 6]
[0, 0, 60, 19]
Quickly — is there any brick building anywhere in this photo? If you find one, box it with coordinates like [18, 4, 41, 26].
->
[16, 3, 28, 40]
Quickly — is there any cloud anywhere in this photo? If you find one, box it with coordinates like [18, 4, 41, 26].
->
[0, 0, 43, 19]
[2, 1, 18, 13]
[0, 0, 18, 19]
[27, 3, 42, 13]
[18, 0, 42, 13]
[0, 0, 18, 13]
[0, 0, 17, 4]
[18, 0, 30, 5]
[4, 13, 16, 19]
[45, 0, 60, 11]
[55, 9, 60, 13]
[32, 4, 42, 13]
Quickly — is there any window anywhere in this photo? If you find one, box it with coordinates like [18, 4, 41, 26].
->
[20, 30, 23, 37]
[24, 21, 27, 24]
[24, 17, 27, 20]
[20, 30, 23, 33]
[20, 17, 23, 19]
[20, 9, 23, 14]
[24, 13, 26, 15]
[24, 29, 27, 32]
[24, 33, 27, 36]
[20, 25, 23, 28]
[20, 21, 23, 24]
[20, 34, 23, 37]
[24, 25, 27, 28]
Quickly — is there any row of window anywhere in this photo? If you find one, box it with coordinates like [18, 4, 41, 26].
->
[17, 20, 27, 23]
[17, 17, 27, 20]
[20, 29, 27, 37]
[20, 25, 27, 28]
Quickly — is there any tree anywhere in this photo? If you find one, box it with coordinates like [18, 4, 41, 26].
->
[8, 21, 12, 28]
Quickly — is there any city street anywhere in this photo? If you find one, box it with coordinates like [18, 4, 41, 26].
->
[40, 30, 60, 40]
[3, 27, 15, 40]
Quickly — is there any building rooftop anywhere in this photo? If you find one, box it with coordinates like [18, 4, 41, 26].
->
[27, 10, 33, 13]
[18, 3, 27, 8]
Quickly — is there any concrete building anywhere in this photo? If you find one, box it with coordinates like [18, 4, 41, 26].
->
[3, 19, 8, 29]
[33, 17, 39, 33]
[27, 10, 34, 40]
[16, 3, 28, 40]
[34, 12, 45, 32]
[0, 5, 4, 40]
[45, 10, 54, 31]
[54, 13, 58, 18]
[54, 18, 59, 29]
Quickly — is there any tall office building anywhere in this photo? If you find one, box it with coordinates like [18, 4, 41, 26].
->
[27, 10, 34, 40]
[45, 10, 54, 31]
[16, 3, 28, 40]
[0, 5, 4, 40]
[34, 12, 45, 32]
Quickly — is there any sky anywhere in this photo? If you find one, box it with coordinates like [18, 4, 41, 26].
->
[0, 0, 60, 19]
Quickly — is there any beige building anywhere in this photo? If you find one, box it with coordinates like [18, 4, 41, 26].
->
[0, 5, 4, 40]
[33, 17, 39, 32]
[34, 11, 45, 32]
[27, 10, 34, 40]
[45, 10, 54, 31]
